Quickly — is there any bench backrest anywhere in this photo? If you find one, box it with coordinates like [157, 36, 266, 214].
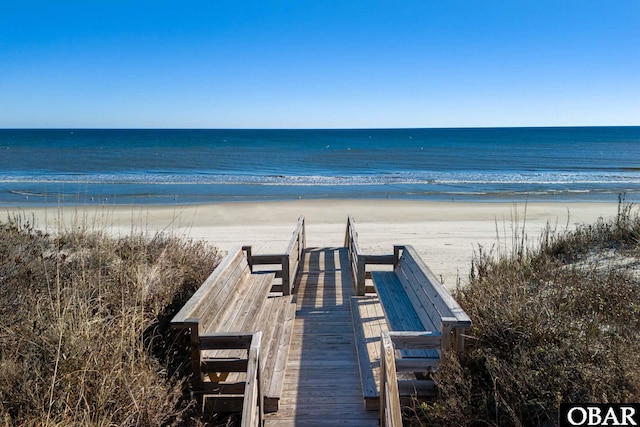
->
[395, 246, 471, 334]
[171, 246, 251, 334]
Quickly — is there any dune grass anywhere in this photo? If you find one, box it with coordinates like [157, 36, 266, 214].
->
[0, 213, 224, 426]
[412, 200, 640, 426]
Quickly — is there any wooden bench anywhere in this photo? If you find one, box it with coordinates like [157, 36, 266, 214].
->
[171, 245, 296, 416]
[350, 243, 471, 411]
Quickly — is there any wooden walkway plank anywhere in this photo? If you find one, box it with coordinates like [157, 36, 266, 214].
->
[264, 247, 379, 426]
[350, 295, 388, 410]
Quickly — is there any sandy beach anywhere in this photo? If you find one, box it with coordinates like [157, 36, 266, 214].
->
[8, 199, 621, 289]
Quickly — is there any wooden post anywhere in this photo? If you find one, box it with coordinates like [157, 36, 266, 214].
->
[455, 328, 466, 362]
[183, 320, 203, 410]
[393, 245, 402, 269]
[281, 254, 291, 296]
[299, 217, 305, 278]
[344, 219, 350, 247]
[357, 256, 366, 296]
[243, 246, 253, 272]
[441, 322, 452, 350]
[380, 334, 387, 423]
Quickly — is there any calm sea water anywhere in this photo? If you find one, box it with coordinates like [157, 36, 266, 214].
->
[1, 127, 639, 206]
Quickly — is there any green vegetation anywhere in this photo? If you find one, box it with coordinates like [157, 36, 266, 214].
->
[413, 202, 640, 426]
[0, 215, 223, 426]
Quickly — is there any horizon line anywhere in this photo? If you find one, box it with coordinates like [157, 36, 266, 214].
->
[2, 124, 640, 131]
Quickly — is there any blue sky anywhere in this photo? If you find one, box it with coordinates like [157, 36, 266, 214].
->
[1, 1, 638, 128]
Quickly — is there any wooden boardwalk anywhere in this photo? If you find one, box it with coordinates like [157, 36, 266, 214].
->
[264, 247, 379, 426]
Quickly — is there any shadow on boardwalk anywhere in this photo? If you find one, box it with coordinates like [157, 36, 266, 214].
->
[264, 247, 378, 426]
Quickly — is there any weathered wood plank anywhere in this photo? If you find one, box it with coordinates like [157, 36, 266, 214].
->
[200, 259, 251, 332]
[362, 294, 387, 402]
[278, 395, 365, 405]
[398, 246, 471, 356]
[172, 218, 309, 423]
[393, 262, 444, 332]
[211, 272, 273, 334]
[395, 255, 455, 350]
[371, 272, 421, 329]
[259, 297, 289, 409]
[363, 254, 395, 265]
[395, 357, 440, 372]
[347, 239, 472, 424]
[380, 332, 403, 427]
[171, 246, 245, 326]
[201, 273, 275, 365]
[250, 254, 283, 265]
[388, 331, 442, 350]
[350, 297, 378, 402]
[371, 271, 431, 359]
[267, 301, 296, 399]
[200, 358, 248, 373]
[241, 332, 263, 427]
[264, 247, 378, 427]
[402, 245, 471, 325]
[199, 333, 254, 350]
[398, 379, 436, 396]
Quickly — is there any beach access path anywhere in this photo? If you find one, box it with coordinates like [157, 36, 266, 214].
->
[264, 246, 379, 426]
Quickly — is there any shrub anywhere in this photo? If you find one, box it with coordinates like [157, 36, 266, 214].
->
[0, 216, 222, 426]
[413, 203, 640, 426]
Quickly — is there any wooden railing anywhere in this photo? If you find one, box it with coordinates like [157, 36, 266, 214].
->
[244, 215, 306, 295]
[196, 332, 263, 426]
[283, 215, 306, 293]
[380, 331, 442, 426]
[241, 332, 264, 427]
[344, 215, 396, 295]
[380, 332, 402, 427]
[345, 215, 366, 295]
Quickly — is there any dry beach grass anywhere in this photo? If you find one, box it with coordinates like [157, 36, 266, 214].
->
[413, 200, 640, 426]
[0, 213, 223, 426]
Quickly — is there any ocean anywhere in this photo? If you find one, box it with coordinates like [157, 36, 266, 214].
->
[1, 127, 639, 206]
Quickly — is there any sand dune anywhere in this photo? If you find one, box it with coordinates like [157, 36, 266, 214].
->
[12, 199, 620, 289]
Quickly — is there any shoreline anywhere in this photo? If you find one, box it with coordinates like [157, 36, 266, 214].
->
[4, 199, 623, 289]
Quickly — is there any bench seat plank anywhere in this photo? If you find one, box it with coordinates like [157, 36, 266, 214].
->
[217, 273, 276, 332]
[260, 297, 296, 412]
[200, 260, 251, 332]
[370, 271, 439, 359]
[350, 296, 384, 407]
[201, 272, 276, 363]
[371, 272, 426, 332]
[268, 299, 296, 400]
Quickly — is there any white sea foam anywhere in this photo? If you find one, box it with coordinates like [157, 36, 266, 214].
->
[1, 171, 639, 186]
